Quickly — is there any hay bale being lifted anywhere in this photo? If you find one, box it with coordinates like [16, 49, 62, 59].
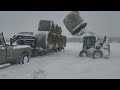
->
[63, 11, 87, 35]
[34, 31, 54, 50]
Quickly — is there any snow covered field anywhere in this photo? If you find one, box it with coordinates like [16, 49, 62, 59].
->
[0, 42, 120, 79]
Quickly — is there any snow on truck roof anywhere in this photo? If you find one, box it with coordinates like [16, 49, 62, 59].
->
[13, 45, 31, 49]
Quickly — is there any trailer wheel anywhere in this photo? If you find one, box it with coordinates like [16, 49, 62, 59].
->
[79, 51, 88, 57]
[92, 50, 103, 59]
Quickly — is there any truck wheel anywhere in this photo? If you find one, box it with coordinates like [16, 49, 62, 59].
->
[79, 51, 88, 57]
[92, 50, 103, 59]
[20, 54, 29, 64]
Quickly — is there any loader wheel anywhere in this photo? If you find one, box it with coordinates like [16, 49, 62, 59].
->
[79, 51, 88, 57]
[92, 50, 103, 59]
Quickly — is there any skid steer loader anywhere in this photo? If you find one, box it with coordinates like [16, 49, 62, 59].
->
[63, 11, 110, 59]
[79, 36, 110, 59]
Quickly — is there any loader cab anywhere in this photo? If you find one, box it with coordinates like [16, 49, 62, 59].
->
[83, 36, 96, 49]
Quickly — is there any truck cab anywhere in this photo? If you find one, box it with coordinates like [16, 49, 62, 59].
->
[0, 32, 32, 65]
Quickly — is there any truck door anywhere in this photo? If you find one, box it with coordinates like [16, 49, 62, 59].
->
[0, 35, 6, 64]
[6, 45, 13, 62]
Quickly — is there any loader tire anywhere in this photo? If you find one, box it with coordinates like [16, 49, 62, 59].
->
[79, 51, 88, 57]
[92, 50, 103, 59]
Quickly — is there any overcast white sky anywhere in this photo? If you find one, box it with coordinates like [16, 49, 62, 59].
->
[0, 11, 120, 39]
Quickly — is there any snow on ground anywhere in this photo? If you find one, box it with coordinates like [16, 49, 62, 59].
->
[0, 42, 120, 79]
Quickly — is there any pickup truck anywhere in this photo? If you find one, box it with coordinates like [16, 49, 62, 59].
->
[0, 32, 32, 65]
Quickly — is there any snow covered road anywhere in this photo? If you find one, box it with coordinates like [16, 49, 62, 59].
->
[0, 42, 120, 79]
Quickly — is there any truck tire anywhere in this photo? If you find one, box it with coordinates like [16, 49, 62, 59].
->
[92, 50, 103, 59]
[79, 51, 88, 57]
[19, 54, 29, 64]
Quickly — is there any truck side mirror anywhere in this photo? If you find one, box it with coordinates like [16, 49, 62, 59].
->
[10, 38, 12, 46]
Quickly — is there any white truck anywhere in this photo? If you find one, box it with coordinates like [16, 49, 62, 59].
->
[0, 32, 32, 65]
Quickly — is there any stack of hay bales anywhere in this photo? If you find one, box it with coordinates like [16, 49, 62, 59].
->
[52, 24, 64, 51]
[35, 20, 55, 52]
[36, 20, 66, 52]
